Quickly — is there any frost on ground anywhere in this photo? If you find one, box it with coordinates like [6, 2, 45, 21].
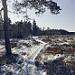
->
[0, 37, 48, 75]
[0, 35, 75, 75]
[35, 35, 75, 75]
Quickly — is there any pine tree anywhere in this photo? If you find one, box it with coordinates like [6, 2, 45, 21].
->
[1, 0, 61, 56]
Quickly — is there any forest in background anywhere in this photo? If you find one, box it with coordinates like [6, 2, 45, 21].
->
[0, 19, 75, 39]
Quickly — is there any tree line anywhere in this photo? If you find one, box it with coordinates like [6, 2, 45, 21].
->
[0, 19, 74, 39]
[0, 0, 62, 56]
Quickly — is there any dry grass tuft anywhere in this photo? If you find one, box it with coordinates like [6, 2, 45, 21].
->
[42, 38, 52, 43]
[23, 43, 31, 47]
[43, 44, 75, 55]
[32, 40, 40, 45]
[10, 43, 18, 48]
[20, 52, 26, 55]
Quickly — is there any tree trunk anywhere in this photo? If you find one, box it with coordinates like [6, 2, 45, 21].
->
[2, 0, 12, 56]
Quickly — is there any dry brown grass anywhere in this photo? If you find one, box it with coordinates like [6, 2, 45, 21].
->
[0, 54, 18, 65]
[0, 55, 8, 64]
[43, 44, 75, 55]
[69, 61, 75, 68]
[10, 42, 31, 48]
[66, 48, 75, 54]
[23, 43, 31, 47]
[35, 54, 42, 62]
[62, 39, 67, 42]
[43, 46, 60, 55]
[20, 52, 26, 55]
[32, 40, 40, 45]
[10, 43, 18, 48]
[64, 55, 75, 68]
[42, 38, 52, 43]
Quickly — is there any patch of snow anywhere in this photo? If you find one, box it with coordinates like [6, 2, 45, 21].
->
[46, 54, 65, 64]
[1, 38, 48, 75]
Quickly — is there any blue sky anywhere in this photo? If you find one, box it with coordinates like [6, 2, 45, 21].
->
[0, 0, 75, 32]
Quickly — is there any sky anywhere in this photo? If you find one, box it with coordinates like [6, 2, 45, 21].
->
[0, 0, 75, 32]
